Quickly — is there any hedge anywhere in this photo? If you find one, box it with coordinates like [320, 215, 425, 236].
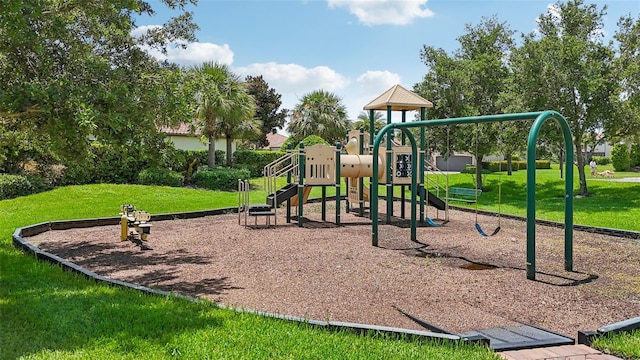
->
[233, 150, 286, 178]
[611, 143, 629, 171]
[0, 174, 36, 200]
[592, 156, 611, 166]
[630, 143, 640, 167]
[137, 167, 184, 187]
[192, 167, 250, 191]
[482, 160, 550, 172]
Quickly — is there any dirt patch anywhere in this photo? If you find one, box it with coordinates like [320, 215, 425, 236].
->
[26, 202, 640, 338]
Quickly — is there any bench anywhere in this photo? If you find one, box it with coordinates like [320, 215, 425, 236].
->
[446, 187, 482, 203]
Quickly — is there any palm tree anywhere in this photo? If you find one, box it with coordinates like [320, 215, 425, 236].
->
[191, 62, 257, 167]
[352, 111, 386, 133]
[287, 90, 351, 144]
[215, 85, 258, 166]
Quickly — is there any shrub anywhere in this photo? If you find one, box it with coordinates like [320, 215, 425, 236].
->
[630, 143, 640, 167]
[535, 160, 551, 169]
[25, 174, 49, 193]
[484, 161, 519, 172]
[592, 156, 611, 166]
[461, 165, 491, 174]
[611, 143, 629, 171]
[234, 150, 286, 177]
[138, 167, 184, 187]
[0, 174, 35, 200]
[192, 167, 250, 191]
[280, 135, 330, 152]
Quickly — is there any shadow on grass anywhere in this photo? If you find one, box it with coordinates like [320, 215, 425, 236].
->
[0, 245, 225, 359]
[33, 240, 244, 298]
[478, 178, 640, 216]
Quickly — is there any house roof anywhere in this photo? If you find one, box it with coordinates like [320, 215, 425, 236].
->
[363, 84, 433, 111]
[264, 132, 288, 150]
[158, 122, 199, 136]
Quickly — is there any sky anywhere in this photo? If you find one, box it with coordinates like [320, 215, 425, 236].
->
[135, 0, 640, 130]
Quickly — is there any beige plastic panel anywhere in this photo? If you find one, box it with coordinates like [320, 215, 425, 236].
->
[305, 144, 335, 185]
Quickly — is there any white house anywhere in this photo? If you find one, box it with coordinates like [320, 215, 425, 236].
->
[158, 122, 235, 154]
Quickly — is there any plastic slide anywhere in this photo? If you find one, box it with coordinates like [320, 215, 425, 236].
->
[290, 186, 312, 206]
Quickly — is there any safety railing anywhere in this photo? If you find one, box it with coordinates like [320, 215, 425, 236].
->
[238, 179, 250, 226]
[263, 151, 299, 197]
[424, 159, 448, 200]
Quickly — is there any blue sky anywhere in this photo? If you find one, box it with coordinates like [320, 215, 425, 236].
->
[135, 0, 639, 127]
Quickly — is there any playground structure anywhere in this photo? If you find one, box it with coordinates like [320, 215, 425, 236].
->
[238, 84, 576, 281]
[119, 204, 152, 249]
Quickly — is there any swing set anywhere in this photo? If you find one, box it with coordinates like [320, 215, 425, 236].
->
[472, 122, 502, 238]
[369, 110, 576, 280]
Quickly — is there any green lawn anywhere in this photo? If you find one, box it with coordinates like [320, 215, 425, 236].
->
[2, 164, 639, 359]
[427, 164, 640, 231]
[0, 184, 498, 360]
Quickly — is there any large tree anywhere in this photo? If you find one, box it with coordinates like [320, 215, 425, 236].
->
[352, 111, 386, 133]
[416, 16, 515, 190]
[244, 75, 288, 149]
[610, 14, 640, 145]
[287, 90, 351, 144]
[513, 0, 617, 195]
[191, 62, 257, 168]
[0, 0, 198, 166]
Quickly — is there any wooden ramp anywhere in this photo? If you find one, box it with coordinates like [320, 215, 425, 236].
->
[499, 344, 622, 360]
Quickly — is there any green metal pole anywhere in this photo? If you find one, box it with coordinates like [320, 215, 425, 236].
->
[526, 111, 574, 279]
[402, 129, 418, 242]
[286, 143, 292, 223]
[298, 143, 305, 227]
[419, 107, 426, 223]
[321, 186, 326, 221]
[359, 128, 365, 217]
[372, 111, 556, 248]
[386, 105, 393, 222]
[401, 110, 406, 219]
[335, 142, 341, 225]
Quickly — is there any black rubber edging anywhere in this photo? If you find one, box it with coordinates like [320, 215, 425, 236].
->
[578, 317, 640, 346]
[11, 208, 487, 348]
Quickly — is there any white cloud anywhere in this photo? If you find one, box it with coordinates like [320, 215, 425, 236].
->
[327, 0, 434, 26]
[235, 62, 350, 112]
[132, 25, 234, 67]
[352, 70, 401, 116]
[130, 25, 161, 38]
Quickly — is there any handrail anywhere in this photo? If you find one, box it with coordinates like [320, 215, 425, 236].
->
[237, 179, 250, 226]
[424, 159, 447, 199]
[263, 151, 299, 198]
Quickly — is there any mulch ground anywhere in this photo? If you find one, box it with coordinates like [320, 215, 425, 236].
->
[26, 201, 640, 338]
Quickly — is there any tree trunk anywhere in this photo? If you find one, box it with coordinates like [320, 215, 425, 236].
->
[574, 136, 588, 195]
[208, 135, 216, 168]
[558, 148, 564, 179]
[506, 153, 512, 176]
[226, 134, 233, 167]
[476, 154, 484, 191]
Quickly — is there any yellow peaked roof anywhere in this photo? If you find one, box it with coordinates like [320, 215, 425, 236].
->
[363, 84, 433, 111]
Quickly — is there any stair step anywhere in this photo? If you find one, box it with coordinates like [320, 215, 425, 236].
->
[249, 204, 273, 212]
[248, 210, 275, 217]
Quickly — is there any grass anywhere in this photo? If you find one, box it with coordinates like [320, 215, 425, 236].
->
[427, 164, 640, 231]
[591, 329, 640, 359]
[0, 184, 499, 360]
[2, 164, 639, 359]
